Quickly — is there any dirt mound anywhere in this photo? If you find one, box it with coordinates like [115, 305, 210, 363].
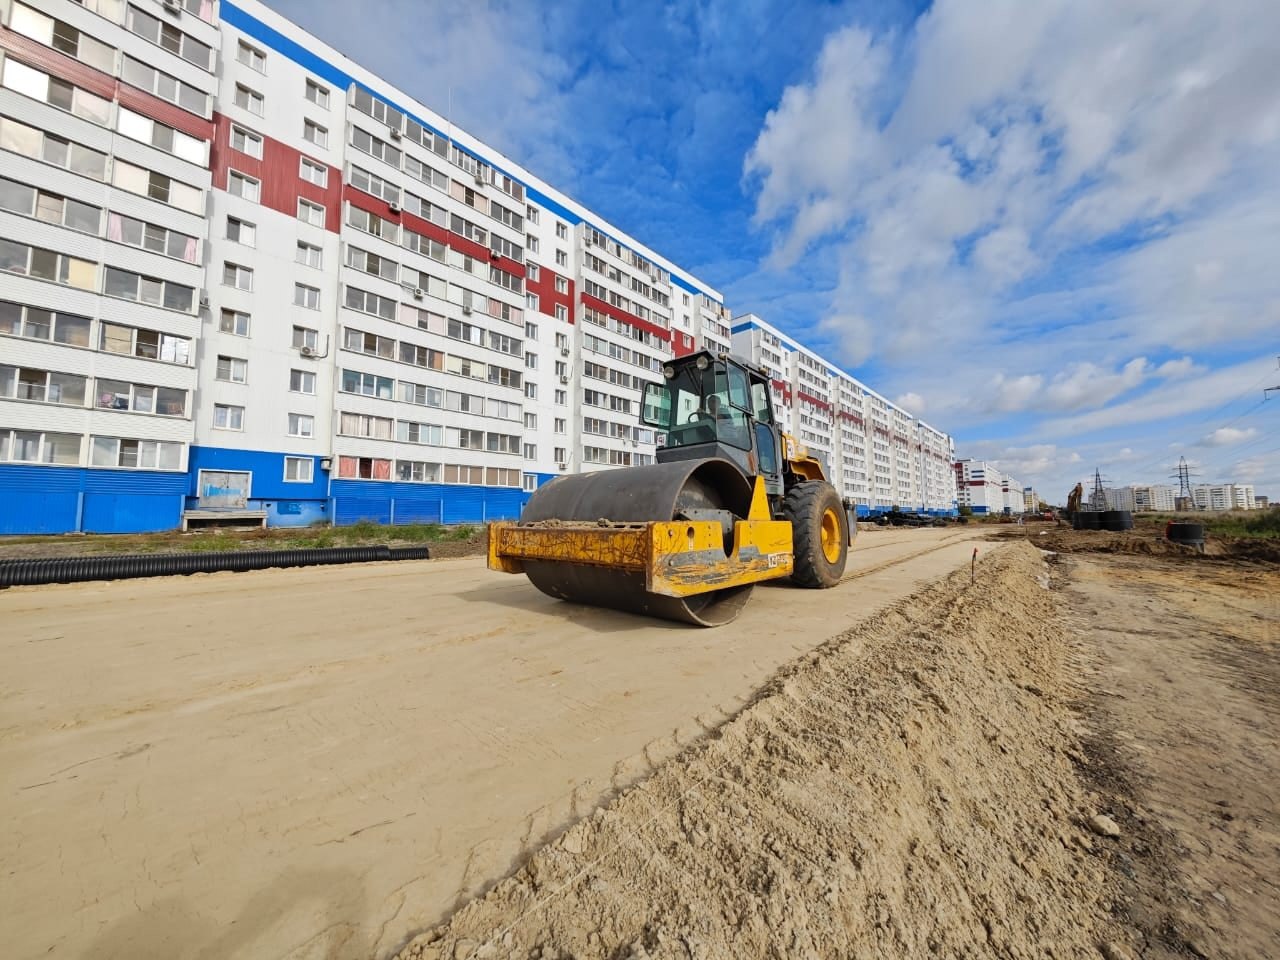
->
[392, 543, 1119, 960]
[991, 526, 1280, 563]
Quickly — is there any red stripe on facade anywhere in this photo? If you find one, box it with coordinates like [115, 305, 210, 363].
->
[382, 202, 527, 280]
[0, 28, 114, 98]
[525, 264, 574, 323]
[796, 390, 831, 411]
[212, 114, 341, 231]
[0, 28, 215, 142]
[671, 331, 696, 357]
[579, 293, 671, 343]
[118, 84, 213, 141]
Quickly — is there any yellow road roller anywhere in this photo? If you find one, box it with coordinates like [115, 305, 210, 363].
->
[488, 350, 856, 625]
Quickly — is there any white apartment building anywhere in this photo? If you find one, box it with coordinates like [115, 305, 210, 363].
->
[0, 0, 734, 533]
[732, 314, 956, 514]
[1104, 484, 1177, 512]
[1191, 483, 1256, 511]
[953, 459, 1024, 515]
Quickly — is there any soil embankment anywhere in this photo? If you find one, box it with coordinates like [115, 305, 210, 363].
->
[394, 543, 1122, 959]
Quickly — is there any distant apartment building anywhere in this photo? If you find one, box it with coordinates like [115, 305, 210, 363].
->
[1191, 484, 1256, 511]
[953, 459, 1024, 515]
[1022, 486, 1039, 512]
[0, 0, 740, 534]
[730, 314, 955, 514]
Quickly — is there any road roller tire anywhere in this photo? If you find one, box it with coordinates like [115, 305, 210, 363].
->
[784, 481, 848, 588]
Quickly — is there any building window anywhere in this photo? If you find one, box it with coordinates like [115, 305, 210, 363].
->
[213, 403, 244, 430]
[284, 456, 313, 482]
[124, 5, 213, 69]
[9, 3, 116, 73]
[294, 284, 321, 310]
[119, 55, 206, 113]
[227, 170, 260, 202]
[296, 241, 322, 268]
[215, 355, 247, 383]
[0, 427, 81, 465]
[555, 221, 568, 240]
[292, 326, 318, 350]
[299, 157, 328, 187]
[555, 249, 568, 267]
[219, 309, 250, 337]
[554, 276, 568, 294]
[289, 369, 316, 395]
[0, 177, 101, 233]
[2, 59, 111, 126]
[116, 107, 205, 164]
[1, 365, 87, 406]
[234, 84, 264, 116]
[94, 378, 186, 416]
[222, 262, 253, 291]
[237, 41, 265, 73]
[555, 304, 567, 322]
[90, 436, 181, 470]
[304, 78, 329, 109]
[230, 125, 262, 159]
[527, 235, 540, 254]
[100, 265, 194, 312]
[99, 323, 190, 363]
[226, 216, 255, 247]
[298, 199, 325, 227]
[303, 119, 328, 148]
[287, 413, 314, 437]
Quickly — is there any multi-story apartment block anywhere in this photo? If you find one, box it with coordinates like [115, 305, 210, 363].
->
[0, 0, 735, 534]
[953, 459, 1023, 515]
[732, 314, 956, 514]
[1104, 484, 1177, 512]
[1191, 483, 1256, 511]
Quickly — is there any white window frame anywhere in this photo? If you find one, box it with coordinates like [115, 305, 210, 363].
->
[230, 125, 263, 159]
[286, 412, 314, 438]
[237, 40, 266, 73]
[299, 157, 328, 187]
[213, 403, 244, 431]
[227, 170, 260, 203]
[295, 241, 322, 268]
[298, 198, 326, 227]
[284, 455, 313, 482]
[304, 78, 329, 109]
[303, 119, 328, 148]
[234, 83, 264, 116]
[289, 369, 316, 395]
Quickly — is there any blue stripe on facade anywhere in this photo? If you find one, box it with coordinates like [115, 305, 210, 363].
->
[220, 2, 352, 88]
[330, 479, 528, 525]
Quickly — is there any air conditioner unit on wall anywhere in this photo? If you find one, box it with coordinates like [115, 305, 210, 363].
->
[557, 462, 567, 471]
[462, 305, 472, 315]
[560, 347, 570, 357]
[474, 173, 486, 187]
[413, 288, 424, 300]
[389, 128, 401, 140]
[387, 201, 401, 213]
[559, 375, 569, 384]
[300, 345, 316, 358]
[162, 0, 181, 13]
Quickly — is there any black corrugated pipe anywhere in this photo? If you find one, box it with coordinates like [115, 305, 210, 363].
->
[0, 544, 426, 588]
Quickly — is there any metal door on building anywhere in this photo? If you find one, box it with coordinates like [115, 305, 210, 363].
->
[198, 470, 251, 509]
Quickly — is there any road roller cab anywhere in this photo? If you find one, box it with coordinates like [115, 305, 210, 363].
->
[487, 351, 856, 626]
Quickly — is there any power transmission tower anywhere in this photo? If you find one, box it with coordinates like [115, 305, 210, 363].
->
[1170, 456, 1197, 510]
[1088, 467, 1110, 510]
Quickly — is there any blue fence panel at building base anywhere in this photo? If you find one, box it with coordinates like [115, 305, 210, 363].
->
[83, 493, 182, 533]
[0, 464, 185, 534]
[0, 490, 79, 534]
[392, 498, 443, 524]
[329, 479, 530, 526]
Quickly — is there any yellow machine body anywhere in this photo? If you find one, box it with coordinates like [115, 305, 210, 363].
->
[489, 475, 794, 599]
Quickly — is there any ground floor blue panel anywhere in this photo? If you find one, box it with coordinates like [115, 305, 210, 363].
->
[329, 479, 529, 525]
[0, 464, 185, 534]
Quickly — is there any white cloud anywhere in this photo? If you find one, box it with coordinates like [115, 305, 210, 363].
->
[1198, 426, 1258, 447]
[895, 391, 925, 413]
[743, 0, 1280, 461]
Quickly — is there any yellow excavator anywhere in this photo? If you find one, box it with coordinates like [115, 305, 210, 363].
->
[488, 350, 857, 626]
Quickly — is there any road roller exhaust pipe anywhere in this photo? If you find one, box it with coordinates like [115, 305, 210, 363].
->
[488, 459, 794, 626]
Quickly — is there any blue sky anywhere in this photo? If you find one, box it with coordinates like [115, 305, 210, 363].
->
[269, 0, 1279, 502]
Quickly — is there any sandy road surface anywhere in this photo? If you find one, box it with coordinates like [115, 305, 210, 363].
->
[0, 526, 985, 960]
